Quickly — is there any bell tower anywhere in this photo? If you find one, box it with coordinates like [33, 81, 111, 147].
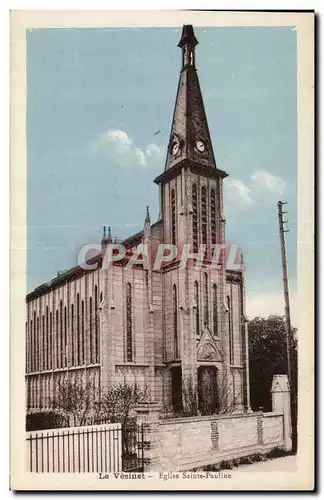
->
[154, 25, 231, 413]
[154, 24, 228, 250]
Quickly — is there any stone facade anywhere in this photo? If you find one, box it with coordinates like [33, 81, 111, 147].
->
[25, 25, 250, 415]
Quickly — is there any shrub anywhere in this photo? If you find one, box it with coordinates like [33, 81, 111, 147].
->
[26, 411, 65, 431]
[266, 447, 288, 459]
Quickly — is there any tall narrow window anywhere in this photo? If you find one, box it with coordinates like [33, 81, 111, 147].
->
[27, 378, 31, 409]
[210, 188, 216, 245]
[201, 186, 207, 245]
[173, 285, 179, 359]
[42, 314, 45, 371]
[171, 188, 176, 245]
[213, 284, 218, 336]
[25, 321, 28, 373]
[89, 297, 93, 363]
[55, 310, 59, 369]
[228, 295, 234, 364]
[49, 312, 53, 369]
[31, 316, 34, 372]
[192, 183, 198, 252]
[194, 281, 200, 337]
[29, 319, 33, 373]
[36, 317, 40, 371]
[95, 285, 99, 363]
[81, 300, 85, 365]
[45, 306, 49, 370]
[203, 273, 209, 326]
[126, 283, 133, 362]
[76, 294, 80, 366]
[64, 306, 67, 367]
[60, 300, 63, 368]
[71, 304, 74, 367]
[33, 311, 36, 372]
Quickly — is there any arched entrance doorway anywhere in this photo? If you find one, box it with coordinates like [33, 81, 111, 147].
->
[198, 366, 219, 415]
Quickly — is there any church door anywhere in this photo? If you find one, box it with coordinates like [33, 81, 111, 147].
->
[171, 366, 182, 413]
[198, 366, 219, 415]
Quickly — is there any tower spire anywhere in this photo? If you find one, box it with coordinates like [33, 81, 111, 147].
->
[107, 226, 112, 243]
[101, 225, 112, 251]
[156, 24, 224, 177]
[178, 24, 198, 69]
[144, 206, 151, 236]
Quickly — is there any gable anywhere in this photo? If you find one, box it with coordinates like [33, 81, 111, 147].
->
[197, 326, 223, 362]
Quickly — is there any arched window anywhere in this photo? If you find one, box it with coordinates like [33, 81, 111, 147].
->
[36, 316, 40, 371]
[49, 312, 52, 369]
[60, 300, 63, 368]
[210, 188, 216, 245]
[81, 300, 85, 365]
[89, 297, 93, 363]
[27, 378, 31, 409]
[25, 321, 28, 373]
[192, 183, 198, 252]
[213, 284, 218, 336]
[201, 186, 207, 245]
[29, 319, 32, 373]
[42, 314, 45, 371]
[95, 285, 99, 363]
[171, 188, 176, 245]
[45, 306, 49, 370]
[227, 295, 234, 364]
[64, 306, 67, 367]
[194, 281, 200, 337]
[33, 311, 36, 372]
[126, 283, 133, 362]
[77, 294, 80, 365]
[204, 273, 209, 326]
[173, 285, 179, 358]
[71, 304, 74, 366]
[55, 310, 59, 369]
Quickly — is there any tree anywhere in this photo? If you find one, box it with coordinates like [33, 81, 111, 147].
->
[181, 372, 240, 417]
[94, 382, 148, 428]
[248, 315, 297, 413]
[51, 376, 97, 427]
[94, 382, 148, 457]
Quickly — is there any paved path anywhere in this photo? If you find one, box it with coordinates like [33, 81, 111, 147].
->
[236, 455, 297, 472]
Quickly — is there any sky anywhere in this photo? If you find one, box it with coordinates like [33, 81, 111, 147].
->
[27, 26, 297, 321]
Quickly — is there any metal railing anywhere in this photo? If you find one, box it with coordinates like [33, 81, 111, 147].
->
[26, 423, 122, 473]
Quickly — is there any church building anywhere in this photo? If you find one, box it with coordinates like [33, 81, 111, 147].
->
[26, 25, 251, 416]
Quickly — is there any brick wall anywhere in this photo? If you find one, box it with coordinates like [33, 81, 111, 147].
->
[142, 411, 285, 472]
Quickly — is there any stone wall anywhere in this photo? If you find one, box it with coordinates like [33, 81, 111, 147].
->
[142, 411, 286, 472]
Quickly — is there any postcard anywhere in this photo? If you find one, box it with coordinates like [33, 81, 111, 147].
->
[10, 9, 314, 491]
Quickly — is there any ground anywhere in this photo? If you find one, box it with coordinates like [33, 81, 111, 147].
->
[235, 455, 297, 472]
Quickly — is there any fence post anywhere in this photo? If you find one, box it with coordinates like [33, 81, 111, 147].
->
[271, 374, 292, 452]
[134, 402, 162, 425]
[134, 402, 162, 472]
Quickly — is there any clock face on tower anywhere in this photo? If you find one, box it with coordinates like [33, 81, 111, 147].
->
[171, 141, 180, 155]
[196, 140, 205, 153]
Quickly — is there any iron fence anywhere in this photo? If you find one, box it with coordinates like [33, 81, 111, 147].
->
[122, 422, 144, 472]
[26, 423, 122, 473]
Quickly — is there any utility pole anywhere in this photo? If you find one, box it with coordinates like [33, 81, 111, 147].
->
[277, 200, 296, 451]
[277, 201, 292, 384]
